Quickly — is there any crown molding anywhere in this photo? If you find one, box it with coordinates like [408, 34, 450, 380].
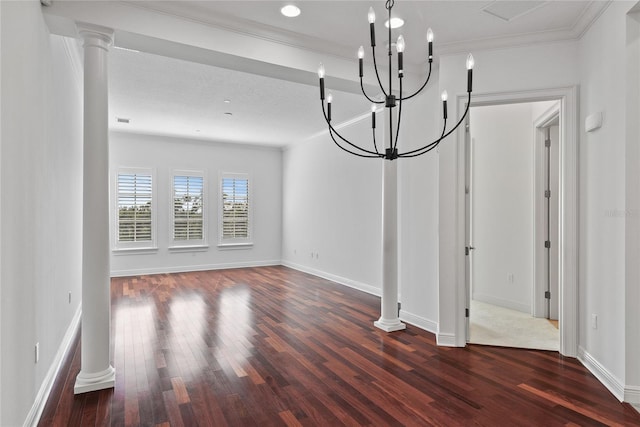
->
[121, 0, 610, 73]
[121, 1, 356, 60]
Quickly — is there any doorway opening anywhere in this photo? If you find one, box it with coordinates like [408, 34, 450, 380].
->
[465, 100, 561, 351]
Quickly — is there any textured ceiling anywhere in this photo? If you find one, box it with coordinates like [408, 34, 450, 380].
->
[109, 47, 368, 146]
[108, 1, 606, 147]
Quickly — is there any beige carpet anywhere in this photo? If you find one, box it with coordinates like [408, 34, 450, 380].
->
[469, 300, 559, 351]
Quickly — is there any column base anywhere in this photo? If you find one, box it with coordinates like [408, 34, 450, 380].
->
[74, 365, 115, 394]
[374, 318, 406, 332]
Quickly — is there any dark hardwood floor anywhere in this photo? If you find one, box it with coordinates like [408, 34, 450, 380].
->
[39, 266, 640, 426]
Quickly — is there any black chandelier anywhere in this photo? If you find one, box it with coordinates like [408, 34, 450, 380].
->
[318, 0, 474, 160]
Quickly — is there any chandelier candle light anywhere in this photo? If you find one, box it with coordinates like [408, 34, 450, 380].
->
[318, 0, 474, 332]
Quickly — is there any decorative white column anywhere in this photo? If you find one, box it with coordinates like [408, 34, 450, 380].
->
[74, 23, 116, 394]
[374, 108, 406, 332]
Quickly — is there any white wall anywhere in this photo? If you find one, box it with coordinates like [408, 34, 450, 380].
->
[397, 75, 441, 332]
[282, 78, 442, 332]
[109, 132, 282, 276]
[437, 40, 579, 346]
[578, 0, 637, 400]
[470, 103, 535, 313]
[1, 2, 84, 425]
[625, 6, 640, 404]
[282, 116, 383, 295]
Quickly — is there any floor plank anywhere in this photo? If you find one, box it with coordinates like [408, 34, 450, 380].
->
[39, 266, 640, 426]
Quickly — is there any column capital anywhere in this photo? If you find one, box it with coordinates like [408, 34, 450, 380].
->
[77, 22, 114, 50]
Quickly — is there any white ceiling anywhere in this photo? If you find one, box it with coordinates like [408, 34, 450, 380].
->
[108, 1, 607, 147]
[109, 48, 367, 145]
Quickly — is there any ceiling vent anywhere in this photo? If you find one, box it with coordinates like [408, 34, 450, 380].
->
[482, 1, 548, 22]
[116, 117, 130, 124]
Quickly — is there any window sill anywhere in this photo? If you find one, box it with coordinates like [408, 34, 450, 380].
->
[217, 242, 254, 250]
[168, 244, 209, 253]
[112, 247, 159, 255]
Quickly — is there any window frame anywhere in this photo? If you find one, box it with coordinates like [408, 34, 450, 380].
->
[112, 167, 157, 252]
[169, 170, 208, 250]
[218, 172, 253, 248]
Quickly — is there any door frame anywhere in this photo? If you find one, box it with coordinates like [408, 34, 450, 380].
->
[533, 105, 561, 319]
[454, 86, 578, 357]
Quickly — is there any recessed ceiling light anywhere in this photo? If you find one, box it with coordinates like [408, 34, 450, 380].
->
[384, 17, 404, 29]
[224, 112, 233, 116]
[281, 4, 301, 18]
[223, 99, 231, 104]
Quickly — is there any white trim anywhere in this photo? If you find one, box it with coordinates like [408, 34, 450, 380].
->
[217, 242, 253, 250]
[24, 305, 82, 427]
[626, 386, 640, 405]
[451, 86, 578, 357]
[118, 1, 609, 70]
[532, 103, 561, 319]
[472, 293, 530, 314]
[110, 259, 280, 277]
[168, 244, 209, 252]
[112, 247, 159, 255]
[282, 260, 381, 297]
[400, 310, 438, 334]
[436, 332, 457, 347]
[578, 346, 625, 402]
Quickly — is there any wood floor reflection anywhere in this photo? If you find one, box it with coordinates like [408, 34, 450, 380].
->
[40, 266, 640, 426]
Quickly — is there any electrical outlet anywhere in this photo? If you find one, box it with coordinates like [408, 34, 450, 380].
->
[35, 342, 40, 363]
[508, 273, 514, 283]
[592, 314, 598, 329]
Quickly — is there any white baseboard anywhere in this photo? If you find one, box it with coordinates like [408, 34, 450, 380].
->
[473, 293, 530, 314]
[110, 259, 281, 277]
[625, 385, 640, 405]
[400, 310, 438, 334]
[578, 346, 625, 402]
[24, 304, 82, 427]
[281, 260, 381, 297]
[436, 332, 457, 347]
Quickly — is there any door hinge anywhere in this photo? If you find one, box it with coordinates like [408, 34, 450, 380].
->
[545, 291, 551, 299]
[545, 139, 551, 148]
[545, 190, 551, 198]
[545, 240, 551, 249]
[465, 308, 469, 317]
[465, 246, 470, 256]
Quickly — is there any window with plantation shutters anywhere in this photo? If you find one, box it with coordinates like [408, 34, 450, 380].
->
[173, 174, 204, 242]
[220, 174, 252, 245]
[116, 170, 155, 248]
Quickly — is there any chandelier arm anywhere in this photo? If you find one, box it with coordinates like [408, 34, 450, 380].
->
[398, 91, 471, 157]
[400, 62, 432, 101]
[322, 102, 382, 156]
[360, 79, 385, 104]
[393, 77, 403, 152]
[373, 128, 380, 154]
[437, 91, 472, 141]
[398, 119, 447, 158]
[329, 127, 383, 158]
[371, 47, 389, 98]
